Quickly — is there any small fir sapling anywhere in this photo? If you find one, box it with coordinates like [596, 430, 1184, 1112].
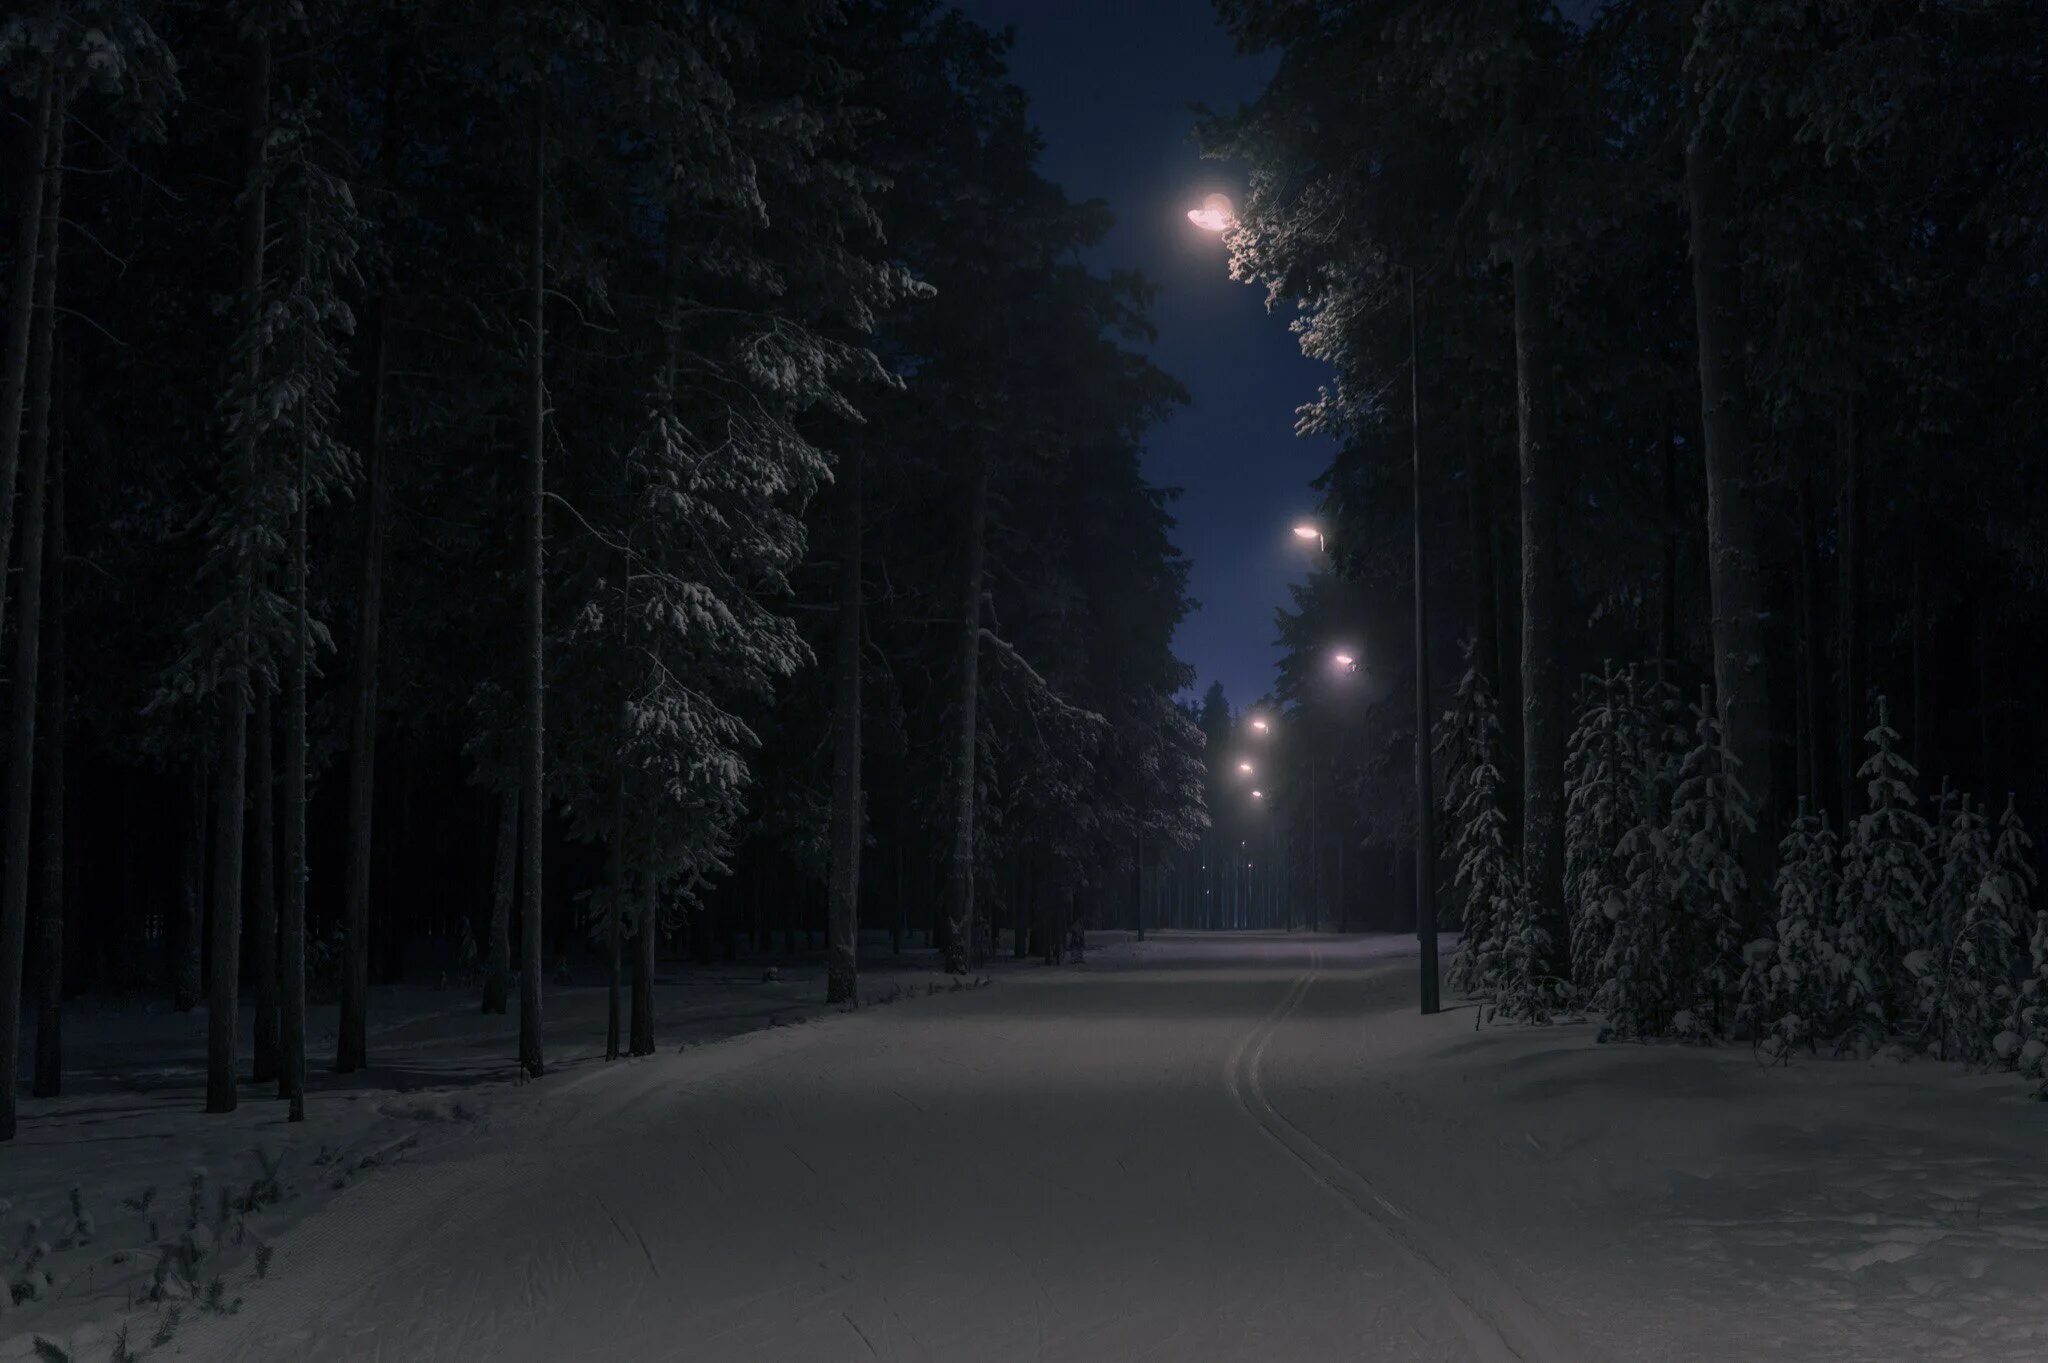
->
[1740, 799, 1846, 1058]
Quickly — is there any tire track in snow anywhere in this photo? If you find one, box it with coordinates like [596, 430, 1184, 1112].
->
[1224, 945, 1595, 1363]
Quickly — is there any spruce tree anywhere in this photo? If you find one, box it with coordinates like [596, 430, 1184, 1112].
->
[1836, 695, 1935, 1039]
[1441, 651, 1515, 998]
[1743, 799, 1846, 1059]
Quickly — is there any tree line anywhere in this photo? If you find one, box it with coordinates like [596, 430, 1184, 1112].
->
[1206, 0, 2048, 1065]
[0, 0, 1209, 1142]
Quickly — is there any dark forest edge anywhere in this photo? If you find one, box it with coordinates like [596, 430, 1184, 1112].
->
[1201, 0, 2048, 1087]
[0, 0, 1211, 1142]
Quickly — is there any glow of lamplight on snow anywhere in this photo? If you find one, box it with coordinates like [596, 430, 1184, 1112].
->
[1186, 193, 1234, 232]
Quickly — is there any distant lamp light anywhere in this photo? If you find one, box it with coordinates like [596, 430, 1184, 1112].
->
[1250, 717, 1270, 735]
[1187, 193, 1234, 233]
[1333, 652, 1356, 670]
[1238, 761, 1254, 774]
[1250, 790, 1264, 801]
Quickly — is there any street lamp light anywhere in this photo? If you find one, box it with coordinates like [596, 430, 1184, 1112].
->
[1250, 790, 1264, 801]
[1187, 193, 1234, 233]
[1292, 522, 1325, 552]
[1332, 651, 1356, 670]
[1238, 761, 1254, 775]
[1249, 717, 1270, 736]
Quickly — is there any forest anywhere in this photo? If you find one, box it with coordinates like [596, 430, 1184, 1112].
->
[1182, 0, 2048, 1071]
[0, 0, 1210, 1143]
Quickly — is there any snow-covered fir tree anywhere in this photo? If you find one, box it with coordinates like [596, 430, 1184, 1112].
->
[1563, 662, 1673, 996]
[1597, 686, 1751, 1041]
[1439, 651, 1517, 999]
[1836, 695, 1935, 1039]
[1741, 798, 1846, 1058]
[1917, 790, 2001, 1062]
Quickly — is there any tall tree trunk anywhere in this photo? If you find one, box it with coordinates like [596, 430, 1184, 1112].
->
[1657, 426, 1679, 685]
[1976, 596, 1995, 798]
[1909, 509, 1928, 778]
[1469, 445, 1500, 693]
[825, 452, 863, 1005]
[1835, 391, 1862, 822]
[940, 450, 990, 974]
[250, 679, 278, 1085]
[630, 844, 656, 1058]
[209, 31, 273, 1117]
[178, 763, 207, 1012]
[518, 91, 547, 1080]
[338, 56, 401, 1076]
[1685, 123, 1775, 925]
[2, 98, 63, 1137]
[483, 788, 514, 1013]
[1795, 470, 1823, 811]
[0, 62, 53, 647]
[606, 766, 624, 1061]
[31, 388, 66, 1099]
[1513, 241, 1567, 963]
[282, 335, 311, 1125]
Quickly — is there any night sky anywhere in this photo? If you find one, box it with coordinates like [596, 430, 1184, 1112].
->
[950, 0, 1337, 713]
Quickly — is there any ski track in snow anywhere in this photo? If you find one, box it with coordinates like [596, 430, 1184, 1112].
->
[1223, 945, 1593, 1363]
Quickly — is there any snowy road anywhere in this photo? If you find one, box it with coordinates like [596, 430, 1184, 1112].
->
[175, 933, 2048, 1363]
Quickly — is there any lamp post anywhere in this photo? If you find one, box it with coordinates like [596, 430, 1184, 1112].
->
[1407, 268, 1440, 1015]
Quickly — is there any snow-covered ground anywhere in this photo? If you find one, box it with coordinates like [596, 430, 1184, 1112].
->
[1, 935, 992, 1361]
[11, 931, 2047, 1361]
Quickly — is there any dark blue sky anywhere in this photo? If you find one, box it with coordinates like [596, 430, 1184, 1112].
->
[951, 0, 1337, 712]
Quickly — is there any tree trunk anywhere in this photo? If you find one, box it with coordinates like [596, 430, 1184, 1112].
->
[483, 788, 514, 1013]
[826, 452, 863, 1005]
[940, 450, 990, 974]
[2, 97, 63, 1137]
[1469, 446, 1500, 693]
[209, 31, 274, 1117]
[1794, 470, 1823, 811]
[338, 53, 402, 1074]
[1685, 122, 1775, 925]
[250, 680, 278, 1085]
[282, 323, 311, 1125]
[1657, 426, 1679, 684]
[0, 62, 53, 648]
[518, 90, 547, 1080]
[31, 390, 66, 1099]
[630, 816, 656, 1057]
[1910, 509, 1927, 778]
[337, 281, 391, 1073]
[1513, 240, 1567, 964]
[178, 763, 206, 1012]
[606, 766, 624, 1061]
[1835, 391, 1862, 822]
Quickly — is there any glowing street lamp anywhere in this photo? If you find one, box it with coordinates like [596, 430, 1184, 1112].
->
[1292, 522, 1326, 552]
[1238, 761, 1254, 775]
[1249, 717, 1270, 735]
[1186, 192, 1234, 233]
[1250, 790, 1264, 801]
[1332, 651, 1357, 670]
